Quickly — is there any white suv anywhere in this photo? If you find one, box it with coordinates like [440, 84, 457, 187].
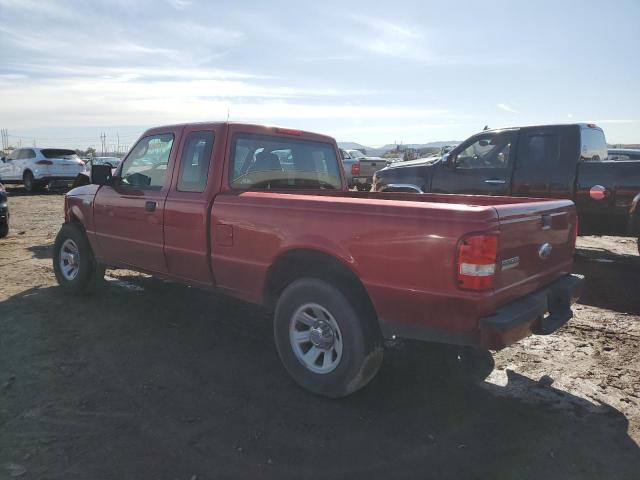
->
[0, 148, 85, 192]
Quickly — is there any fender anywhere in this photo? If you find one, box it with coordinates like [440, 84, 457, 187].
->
[275, 234, 359, 273]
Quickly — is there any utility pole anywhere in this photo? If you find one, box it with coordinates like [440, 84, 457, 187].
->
[100, 132, 106, 156]
[117, 132, 120, 156]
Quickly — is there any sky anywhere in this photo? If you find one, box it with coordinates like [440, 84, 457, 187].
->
[0, 0, 639, 150]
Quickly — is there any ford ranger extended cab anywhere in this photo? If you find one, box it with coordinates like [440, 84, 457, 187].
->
[53, 122, 583, 397]
[374, 124, 640, 252]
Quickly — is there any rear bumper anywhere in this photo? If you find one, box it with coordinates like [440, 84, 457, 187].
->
[350, 176, 373, 186]
[480, 273, 584, 349]
[378, 273, 584, 350]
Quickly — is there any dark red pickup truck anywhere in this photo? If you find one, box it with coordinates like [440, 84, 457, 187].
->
[53, 122, 583, 397]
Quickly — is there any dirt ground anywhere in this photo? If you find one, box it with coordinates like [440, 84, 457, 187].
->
[1, 187, 639, 480]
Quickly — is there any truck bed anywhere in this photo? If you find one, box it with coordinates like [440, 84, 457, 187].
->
[211, 190, 577, 345]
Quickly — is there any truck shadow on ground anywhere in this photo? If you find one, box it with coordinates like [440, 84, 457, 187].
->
[1, 276, 638, 479]
[3, 185, 68, 197]
[27, 243, 53, 259]
[573, 247, 640, 315]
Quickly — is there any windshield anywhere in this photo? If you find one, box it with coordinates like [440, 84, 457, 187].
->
[41, 149, 79, 159]
[347, 150, 366, 159]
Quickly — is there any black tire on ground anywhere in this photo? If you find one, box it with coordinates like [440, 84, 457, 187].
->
[274, 278, 383, 398]
[53, 223, 105, 294]
[23, 171, 42, 193]
[0, 221, 8, 238]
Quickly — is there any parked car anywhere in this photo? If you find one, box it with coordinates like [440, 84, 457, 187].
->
[339, 149, 358, 188]
[340, 149, 387, 190]
[0, 148, 85, 192]
[374, 124, 640, 252]
[53, 122, 583, 397]
[608, 148, 640, 161]
[0, 183, 8, 238]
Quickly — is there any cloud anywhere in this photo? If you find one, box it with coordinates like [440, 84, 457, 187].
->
[166, 0, 191, 8]
[0, 72, 448, 129]
[497, 103, 519, 114]
[340, 14, 432, 61]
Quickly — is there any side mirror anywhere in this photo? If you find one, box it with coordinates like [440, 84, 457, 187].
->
[91, 164, 113, 185]
[442, 153, 456, 169]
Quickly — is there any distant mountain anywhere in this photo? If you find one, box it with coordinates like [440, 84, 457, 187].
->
[377, 141, 462, 151]
[337, 142, 368, 151]
[339, 141, 462, 157]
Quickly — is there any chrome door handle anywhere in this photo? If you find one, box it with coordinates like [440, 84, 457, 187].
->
[485, 179, 506, 185]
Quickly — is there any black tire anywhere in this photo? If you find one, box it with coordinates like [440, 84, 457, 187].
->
[23, 171, 42, 193]
[274, 278, 383, 398]
[0, 221, 8, 238]
[53, 223, 105, 294]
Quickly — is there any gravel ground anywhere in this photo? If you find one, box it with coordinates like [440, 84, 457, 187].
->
[1, 187, 639, 480]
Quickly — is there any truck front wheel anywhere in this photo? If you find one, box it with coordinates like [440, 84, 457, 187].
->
[53, 223, 105, 294]
[274, 278, 383, 398]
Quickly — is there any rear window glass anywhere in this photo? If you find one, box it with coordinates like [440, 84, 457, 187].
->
[230, 134, 341, 190]
[580, 128, 608, 162]
[41, 149, 79, 159]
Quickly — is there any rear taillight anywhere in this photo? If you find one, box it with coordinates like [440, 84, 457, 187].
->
[36, 160, 53, 165]
[457, 234, 498, 291]
[351, 163, 360, 175]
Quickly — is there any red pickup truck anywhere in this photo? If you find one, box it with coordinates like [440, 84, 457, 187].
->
[53, 122, 583, 397]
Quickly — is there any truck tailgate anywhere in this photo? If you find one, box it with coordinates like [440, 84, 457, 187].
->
[493, 200, 577, 296]
[358, 159, 388, 178]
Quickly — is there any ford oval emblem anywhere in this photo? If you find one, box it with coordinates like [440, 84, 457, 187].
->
[538, 243, 553, 259]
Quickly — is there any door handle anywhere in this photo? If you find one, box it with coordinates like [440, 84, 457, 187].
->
[485, 179, 506, 185]
[145, 201, 157, 212]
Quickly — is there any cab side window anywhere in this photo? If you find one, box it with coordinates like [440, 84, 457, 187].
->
[455, 133, 513, 169]
[177, 131, 214, 193]
[120, 134, 174, 189]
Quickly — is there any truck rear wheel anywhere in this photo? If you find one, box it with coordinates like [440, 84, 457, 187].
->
[274, 278, 383, 398]
[0, 221, 8, 238]
[53, 223, 105, 294]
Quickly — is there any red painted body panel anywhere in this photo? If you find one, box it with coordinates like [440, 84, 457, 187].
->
[62, 122, 579, 349]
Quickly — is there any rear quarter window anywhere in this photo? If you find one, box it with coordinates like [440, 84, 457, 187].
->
[580, 128, 608, 162]
[41, 149, 79, 159]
